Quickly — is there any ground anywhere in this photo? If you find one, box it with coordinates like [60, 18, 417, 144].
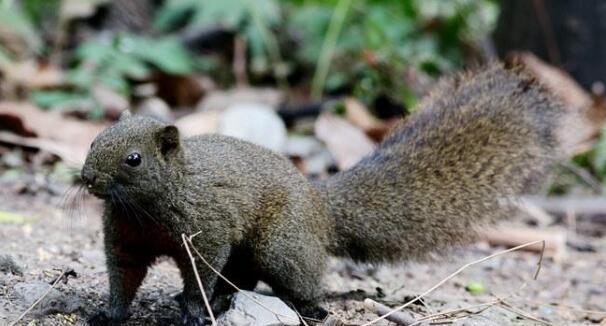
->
[0, 185, 605, 326]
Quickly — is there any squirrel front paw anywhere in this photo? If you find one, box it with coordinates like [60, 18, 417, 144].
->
[180, 311, 205, 326]
[176, 293, 206, 326]
[87, 312, 123, 326]
[298, 305, 329, 321]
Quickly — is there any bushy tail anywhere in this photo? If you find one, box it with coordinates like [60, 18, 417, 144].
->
[320, 64, 567, 263]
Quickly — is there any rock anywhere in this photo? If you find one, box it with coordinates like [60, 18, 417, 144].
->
[218, 104, 287, 152]
[13, 281, 82, 316]
[1, 149, 25, 168]
[217, 290, 299, 326]
[174, 110, 221, 138]
[197, 88, 284, 112]
[0, 254, 23, 275]
[136, 97, 174, 123]
[304, 149, 335, 176]
[283, 136, 324, 158]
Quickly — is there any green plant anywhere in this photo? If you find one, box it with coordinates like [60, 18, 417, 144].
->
[154, 0, 282, 77]
[0, 1, 42, 55]
[286, 0, 498, 108]
[30, 33, 196, 118]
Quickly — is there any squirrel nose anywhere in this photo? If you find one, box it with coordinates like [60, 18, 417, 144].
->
[81, 169, 96, 187]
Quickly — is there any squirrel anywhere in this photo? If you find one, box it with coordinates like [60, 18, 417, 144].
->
[81, 64, 567, 325]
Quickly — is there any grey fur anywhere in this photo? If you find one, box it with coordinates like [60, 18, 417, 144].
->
[82, 64, 566, 325]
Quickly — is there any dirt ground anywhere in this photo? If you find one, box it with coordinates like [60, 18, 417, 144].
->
[1, 182, 605, 326]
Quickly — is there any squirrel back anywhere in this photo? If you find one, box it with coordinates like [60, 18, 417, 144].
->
[320, 64, 567, 262]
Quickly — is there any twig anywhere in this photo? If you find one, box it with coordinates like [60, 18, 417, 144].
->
[410, 299, 502, 325]
[480, 226, 565, 259]
[523, 299, 606, 317]
[361, 240, 546, 325]
[499, 299, 554, 325]
[9, 270, 67, 326]
[364, 298, 426, 326]
[292, 305, 311, 326]
[181, 234, 217, 326]
[558, 161, 602, 194]
[410, 283, 531, 326]
[186, 234, 301, 325]
[0, 131, 85, 166]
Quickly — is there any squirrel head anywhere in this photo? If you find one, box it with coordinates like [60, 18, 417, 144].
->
[81, 111, 182, 202]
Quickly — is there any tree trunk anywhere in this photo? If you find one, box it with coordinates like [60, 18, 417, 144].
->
[494, 0, 606, 89]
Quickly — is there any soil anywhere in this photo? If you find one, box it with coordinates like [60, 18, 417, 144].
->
[1, 182, 605, 326]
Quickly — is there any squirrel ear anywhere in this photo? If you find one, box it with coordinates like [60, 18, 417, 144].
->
[157, 125, 180, 156]
[119, 110, 132, 121]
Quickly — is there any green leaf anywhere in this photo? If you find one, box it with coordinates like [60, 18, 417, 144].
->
[74, 39, 114, 63]
[153, 0, 197, 31]
[0, 44, 13, 68]
[29, 90, 89, 109]
[592, 124, 606, 176]
[0, 2, 42, 53]
[465, 281, 485, 295]
[125, 36, 194, 74]
[0, 210, 34, 224]
[400, 86, 418, 111]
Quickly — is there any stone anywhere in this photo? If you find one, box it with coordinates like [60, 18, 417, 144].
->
[0, 254, 22, 275]
[217, 290, 299, 326]
[283, 136, 324, 157]
[136, 97, 174, 123]
[197, 88, 284, 112]
[13, 281, 82, 316]
[218, 104, 287, 152]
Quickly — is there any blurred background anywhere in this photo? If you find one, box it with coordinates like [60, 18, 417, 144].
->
[0, 0, 605, 325]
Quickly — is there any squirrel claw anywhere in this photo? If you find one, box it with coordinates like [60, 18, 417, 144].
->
[180, 312, 205, 326]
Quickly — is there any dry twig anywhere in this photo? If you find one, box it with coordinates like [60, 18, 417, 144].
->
[9, 270, 68, 326]
[181, 233, 217, 326]
[362, 240, 546, 325]
[186, 233, 302, 325]
[364, 298, 427, 326]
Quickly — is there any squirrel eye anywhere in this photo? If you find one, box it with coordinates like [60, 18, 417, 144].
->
[125, 153, 142, 167]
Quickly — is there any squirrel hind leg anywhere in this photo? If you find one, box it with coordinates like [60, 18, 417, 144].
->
[255, 239, 329, 320]
[210, 251, 261, 314]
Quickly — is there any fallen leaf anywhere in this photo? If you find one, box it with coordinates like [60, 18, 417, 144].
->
[0, 102, 107, 165]
[315, 113, 376, 170]
[343, 97, 382, 131]
[3, 60, 64, 89]
[154, 73, 214, 107]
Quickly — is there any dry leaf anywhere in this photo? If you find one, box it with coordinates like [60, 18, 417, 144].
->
[343, 97, 382, 131]
[480, 225, 567, 260]
[2, 60, 63, 89]
[0, 102, 107, 165]
[343, 97, 400, 142]
[315, 113, 375, 170]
